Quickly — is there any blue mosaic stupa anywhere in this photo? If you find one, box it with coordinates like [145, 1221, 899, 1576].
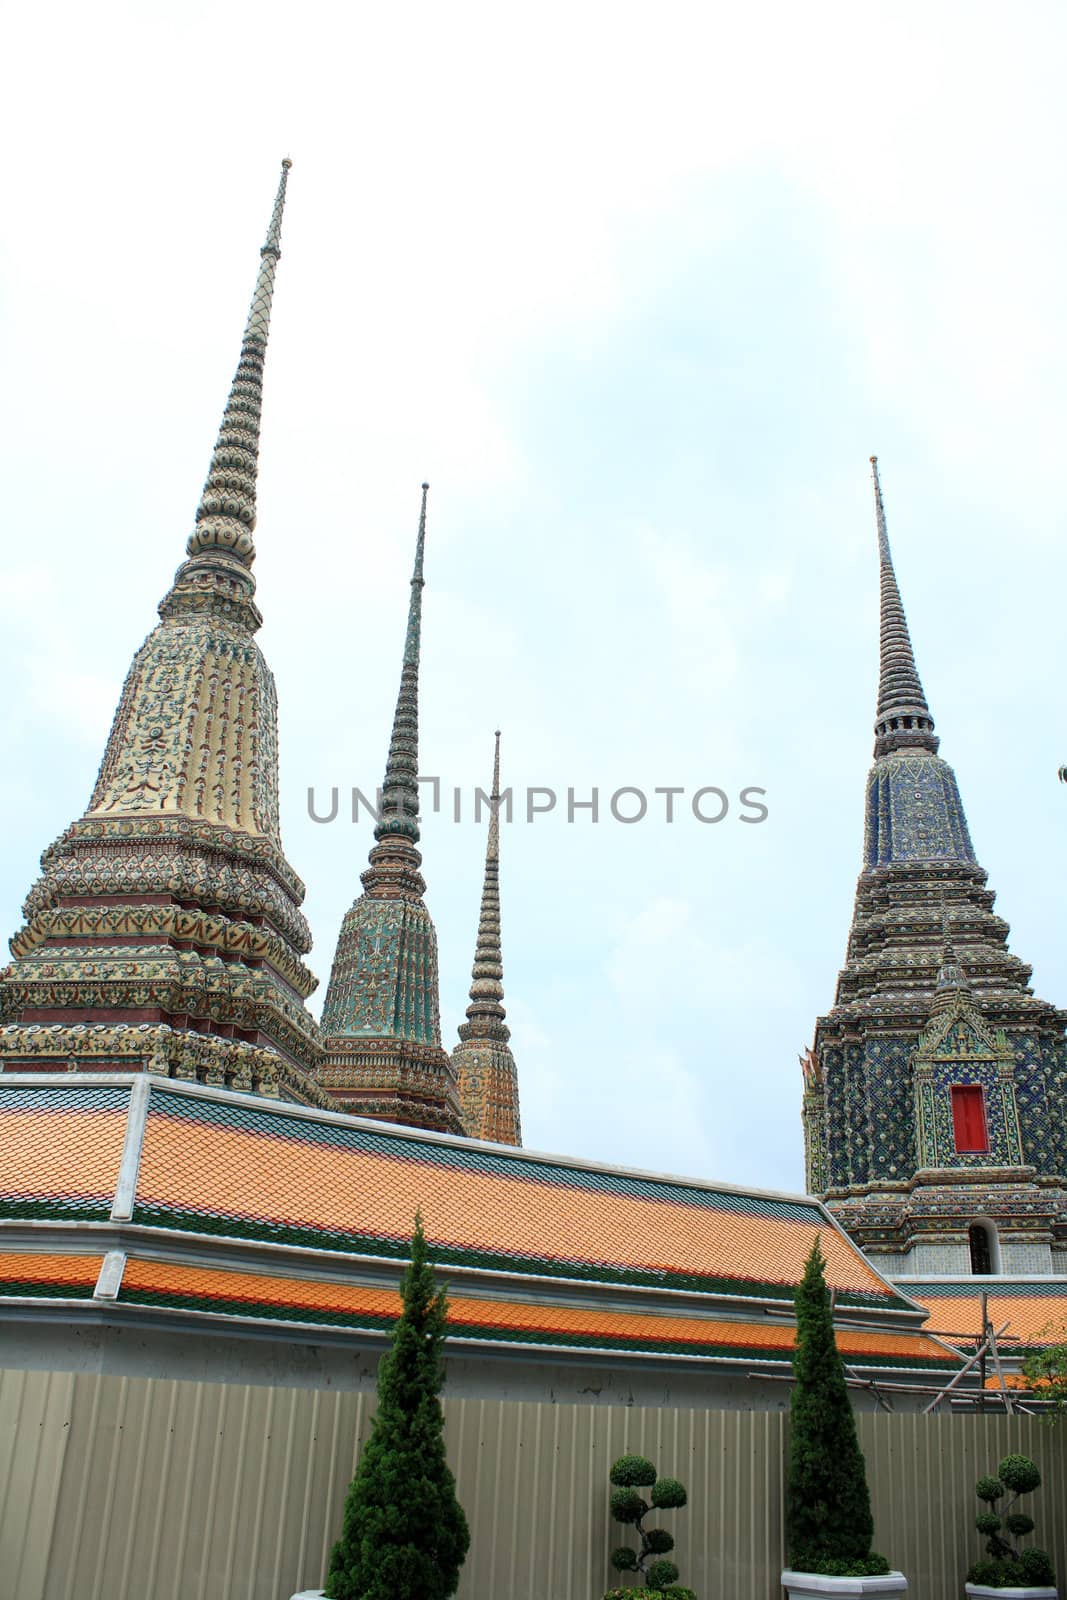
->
[803, 459, 1067, 1279]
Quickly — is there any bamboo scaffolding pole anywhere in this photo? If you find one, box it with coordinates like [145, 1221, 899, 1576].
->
[749, 1372, 984, 1398]
[922, 1321, 1011, 1414]
[988, 1316, 1015, 1416]
[843, 1361, 894, 1413]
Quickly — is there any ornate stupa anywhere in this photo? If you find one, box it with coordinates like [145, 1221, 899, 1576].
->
[802, 458, 1067, 1276]
[0, 161, 322, 1101]
[318, 487, 463, 1132]
[453, 732, 522, 1145]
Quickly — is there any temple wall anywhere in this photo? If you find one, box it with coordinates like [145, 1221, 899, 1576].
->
[0, 1320, 810, 1413]
[1000, 1240, 1056, 1275]
[2, 1367, 1066, 1600]
[901, 1240, 971, 1275]
[865, 1249, 907, 1276]
[885, 1241, 1061, 1277]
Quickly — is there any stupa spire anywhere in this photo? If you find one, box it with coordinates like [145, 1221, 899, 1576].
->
[0, 160, 322, 1104]
[454, 732, 522, 1145]
[376, 484, 428, 845]
[931, 896, 973, 1013]
[186, 158, 292, 572]
[804, 460, 1064, 1276]
[871, 456, 939, 758]
[464, 730, 506, 1027]
[318, 486, 462, 1134]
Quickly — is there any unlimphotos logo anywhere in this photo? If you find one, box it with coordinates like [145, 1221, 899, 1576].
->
[307, 780, 769, 826]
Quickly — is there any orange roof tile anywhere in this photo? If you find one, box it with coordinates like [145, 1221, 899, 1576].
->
[131, 1088, 900, 1305]
[0, 1088, 128, 1216]
[0, 1251, 102, 1292]
[116, 1256, 954, 1369]
[913, 1287, 1067, 1348]
[0, 1081, 952, 1377]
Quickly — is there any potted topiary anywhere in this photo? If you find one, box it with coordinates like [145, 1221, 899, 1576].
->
[964, 1453, 1056, 1598]
[604, 1452, 695, 1600]
[781, 1240, 906, 1599]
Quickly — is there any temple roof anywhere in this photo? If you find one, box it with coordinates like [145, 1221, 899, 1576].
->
[0, 1076, 959, 1376]
[909, 1280, 1067, 1351]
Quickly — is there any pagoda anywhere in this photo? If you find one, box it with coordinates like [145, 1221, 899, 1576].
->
[0, 161, 323, 1102]
[318, 487, 463, 1132]
[452, 731, 522, 1144]
[803, 458, 1067, 1277]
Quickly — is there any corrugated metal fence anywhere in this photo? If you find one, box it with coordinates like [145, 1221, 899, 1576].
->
[2, 1368, 1066, 1600]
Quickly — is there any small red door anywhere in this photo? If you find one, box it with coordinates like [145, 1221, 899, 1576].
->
[951, 1085, 988, 1153]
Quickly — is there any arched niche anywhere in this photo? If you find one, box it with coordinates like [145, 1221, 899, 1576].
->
[968, 1218, 1000, 1275]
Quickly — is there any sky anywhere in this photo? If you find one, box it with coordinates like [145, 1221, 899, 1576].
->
[1, 0, 1065, 1195]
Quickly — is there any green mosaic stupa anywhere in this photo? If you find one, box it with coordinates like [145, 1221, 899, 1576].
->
[319, 487, 463, 1132]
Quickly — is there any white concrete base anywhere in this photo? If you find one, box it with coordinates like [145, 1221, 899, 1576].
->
[965, 1587, 1057, 1598]
[782, 1572, 908, 1599]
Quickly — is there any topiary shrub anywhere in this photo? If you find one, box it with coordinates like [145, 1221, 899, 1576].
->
[786, 1238, 889, 1578]
[606, 1454, 692, 1595]
[965, 1452, 1055, 1589]
[602, 1588, 696, 1600]
[648, 1560, 681, 1589]
[1022, 1549, 1058, 1587]
[811, 1555, 891, 1578]
[324, 1215, 470, 1600]
[611, 1486, 647, 1524]
[611, 1454, 658, 1487]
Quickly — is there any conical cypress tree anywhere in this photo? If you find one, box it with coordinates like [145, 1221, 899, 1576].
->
[325, 1216, 470, 1600]
[787, 1238, 876, 1572]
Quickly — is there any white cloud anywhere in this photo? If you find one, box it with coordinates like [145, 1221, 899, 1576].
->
[2, 0, 1065, 1200]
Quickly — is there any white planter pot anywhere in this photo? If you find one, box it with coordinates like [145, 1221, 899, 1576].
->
[965, 1587, 1057, 1598]
[782, 1572, 908, 1599]
[288, 1592, 325, 1598]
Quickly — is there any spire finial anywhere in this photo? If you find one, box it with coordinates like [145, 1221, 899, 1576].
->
[464, 731, 507, 1025]
[405, 483, 429, 656]
[185, 159, 293, 571]
[870, 456, 939, 758]
[375, 485, 429, 844]
[870, 455, 890, 563]
[931, 889, 972, 1008]
[486, 728, 502, 862]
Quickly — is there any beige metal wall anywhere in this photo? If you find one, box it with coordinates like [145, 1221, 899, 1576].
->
[2, 1367, 1066, 1600]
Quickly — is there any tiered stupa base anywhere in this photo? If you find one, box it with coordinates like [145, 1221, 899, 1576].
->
[453, 1030, 521, 1145]
[319, 1038, 463, 1133]
[0, 816, 324, 1105]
